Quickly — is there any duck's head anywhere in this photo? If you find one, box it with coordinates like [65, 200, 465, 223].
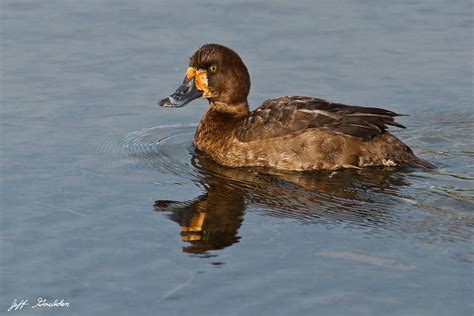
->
[159, 44, 250, 109]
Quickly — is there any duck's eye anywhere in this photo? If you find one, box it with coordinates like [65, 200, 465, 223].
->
[209, 65, 217, 73]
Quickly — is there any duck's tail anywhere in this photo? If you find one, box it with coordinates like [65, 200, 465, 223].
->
[410, 156, 436, 170]
[363, 133, 436, 170]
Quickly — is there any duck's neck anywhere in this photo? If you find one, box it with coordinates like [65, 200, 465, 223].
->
[208, 101, 250, 115]
[193, 101, 249, 153]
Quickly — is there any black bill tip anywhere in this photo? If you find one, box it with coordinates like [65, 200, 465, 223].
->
[159, 97, 177, 108]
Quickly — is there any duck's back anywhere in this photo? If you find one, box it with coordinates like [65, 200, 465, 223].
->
[236, 96, 405, 142]
[228, 96, 432, 170]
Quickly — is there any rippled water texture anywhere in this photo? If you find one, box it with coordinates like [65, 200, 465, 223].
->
[1, 1, 473, 315]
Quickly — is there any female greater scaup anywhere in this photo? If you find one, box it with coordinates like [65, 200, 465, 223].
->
[159, 44, 434, 171]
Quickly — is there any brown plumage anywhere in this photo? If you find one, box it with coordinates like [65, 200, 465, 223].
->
[159, 44, 434, 171]
[236, 96, 406, 141]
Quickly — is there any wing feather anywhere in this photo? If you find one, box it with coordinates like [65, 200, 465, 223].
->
[236, 96, 406, 142]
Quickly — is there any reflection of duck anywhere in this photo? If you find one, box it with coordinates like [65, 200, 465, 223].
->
[154, 152, 410, 255]
[159, 44, 434, 171]
[154, 176, 244, 255]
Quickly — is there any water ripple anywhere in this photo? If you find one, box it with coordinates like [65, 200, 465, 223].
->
[90, 124, 198, 181]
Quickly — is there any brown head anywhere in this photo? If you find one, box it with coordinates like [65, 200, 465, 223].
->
[159, 44, 250, 111]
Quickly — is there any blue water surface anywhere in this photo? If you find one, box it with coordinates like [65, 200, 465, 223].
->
[1, 1, 473, 315]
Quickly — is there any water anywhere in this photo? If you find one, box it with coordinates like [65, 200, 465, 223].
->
[1, 0, 473, 315]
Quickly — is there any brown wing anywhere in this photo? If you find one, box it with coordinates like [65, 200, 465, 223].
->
[236, 96, 406, 142]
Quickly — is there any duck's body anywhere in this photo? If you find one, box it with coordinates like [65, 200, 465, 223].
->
[193, 96, 429, 171]
[160, 44, 433, 171]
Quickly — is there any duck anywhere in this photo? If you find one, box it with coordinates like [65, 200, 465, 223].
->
[159, 44, 434, 171]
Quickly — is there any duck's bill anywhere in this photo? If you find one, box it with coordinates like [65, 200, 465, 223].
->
[159, 76, 203, 108]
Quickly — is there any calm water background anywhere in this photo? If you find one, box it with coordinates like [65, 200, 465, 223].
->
[1, 0, 473, 315]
